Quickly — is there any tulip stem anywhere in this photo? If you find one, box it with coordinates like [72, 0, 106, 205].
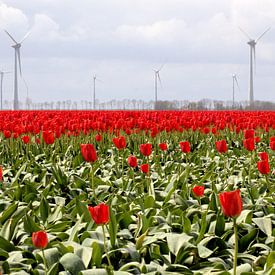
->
[91, 165, 98, 203]
[245, 153, 255, 205]
[265, 175, 271, 193]
[42, 249, 48, 275]
[102, 225, 113, 272]
[233, 218, 238, 275]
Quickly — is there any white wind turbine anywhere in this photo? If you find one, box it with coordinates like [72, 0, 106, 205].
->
[232, 74, 240, 108]
[239, 27, 271, 108]
[4, 30, 30, 110]
[0, 70, 11, 110]
[92, 75, 102, 110]
[153, 65, 164, 109]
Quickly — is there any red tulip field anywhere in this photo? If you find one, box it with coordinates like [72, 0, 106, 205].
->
[0, 110, 274, 275]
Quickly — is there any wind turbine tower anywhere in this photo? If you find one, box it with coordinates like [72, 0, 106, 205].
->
[239, 27, 271, 108]
[153, 65, 164, 109]
[232, 74, 240, 108]
[0, 70, 11, 110]
[4, 30, 30, 110]
[93, 75, 97, 110]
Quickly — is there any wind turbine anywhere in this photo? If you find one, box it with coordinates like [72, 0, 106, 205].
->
[232, 74, 240, 109]
[4, 30, 30, 110]
[0, 70, 11, 110]
[92, 75, 102, 110]
[153, 65, 164, 109]
[239, 27, 271, 108]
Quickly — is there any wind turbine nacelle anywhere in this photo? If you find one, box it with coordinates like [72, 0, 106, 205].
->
[247, 40, 256, 46]
[12, 44, 21, 49]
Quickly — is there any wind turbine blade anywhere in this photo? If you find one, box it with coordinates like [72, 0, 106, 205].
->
[22, 77, 29, 97]
[234, 76, 240, 91]
[157, 72, 162, 87]
[20, 30, 31, 43]
[4, 30, 18, 44]
[158, 63, 165, 71]
[17, 48, 22, 76]
[256, 27, 271, 42]
[238, 27, 252, 40]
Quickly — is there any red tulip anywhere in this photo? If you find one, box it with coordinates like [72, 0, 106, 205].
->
[259, 152, 268, 161]
[95, 134, 102, 142]
[128, 155, 138, 168]
[257, 161, 270, 174]
[35, 138, 41, 144]
[140, 163, 149, 174]
[32, 231, 48, 249]
[215, 140, 227, 153]
[3, 130, 11, 139]
[203, 127, 210, 134]
[219, 189, 242, 218]
[179, 141, 190, 153]
[243, 138, 255, 151]
[244, 129, 254, 139]
[88, 203, 109, 225]
[81, 144, 97, 162]
[254, 136, 261, 143]
[21, 135, 30, 144]
[270, 137, 275, 150]
[112, 136, 126, 150]
[42, 131, 55, 144]
[140, 143, 152, 156]
[192, 185, 204, 197]
[159, 143, 168, 151]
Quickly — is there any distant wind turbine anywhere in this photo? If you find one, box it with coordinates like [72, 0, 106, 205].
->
[153, 65, 164, 109]
[239, 27, 271, 108]
[92, 75, 102, 110]
[0, 70, 11, 110]
[232, 74, 240, 108]
[4, 30, 30, 110]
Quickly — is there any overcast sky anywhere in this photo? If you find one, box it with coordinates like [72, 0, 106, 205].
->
[0, 0, 275, 104]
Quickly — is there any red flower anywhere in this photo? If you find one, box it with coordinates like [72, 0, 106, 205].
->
[3, 130, 11, 139]
[88, 203, 109, 225]
[81, 144, 97, 162]
[215, 140, 227, 153]
[243, 138, 255, 151]
[112, 136, 126, 150]
[244, 129, 254, 139]
[203, 127, 210, 134]
[192, 185, 204, 197]
[159, 143, 168, 151]
[21, 135, 30, 144]
[32, 231, 48, 249]
[140, 143, 152, 156]
[254, 136, 261, 143]
[270, 137, 275, 150]
[140, 163, 149, 174]
[257, 161, 270, 174]
[219, 189, 242, 218]
[179, 141, 190, 153]
[0, 166, 3, 181]
[42, 131, 55, 144]
[259, 152, 268, 161]
[128, 155, 138, 168]
[95, 134, 102, 142]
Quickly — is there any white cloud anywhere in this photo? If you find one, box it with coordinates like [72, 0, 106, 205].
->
[0, 2, 28, 30]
